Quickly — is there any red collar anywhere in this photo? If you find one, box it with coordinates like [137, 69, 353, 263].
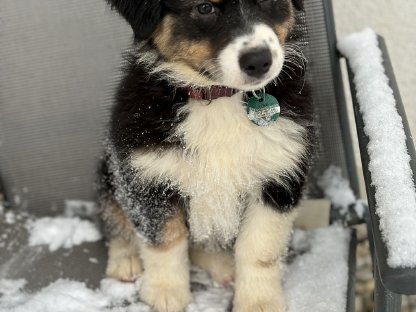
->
[187, 86, 239, 101]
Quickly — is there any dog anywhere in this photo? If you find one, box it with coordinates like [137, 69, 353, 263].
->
[98, 0, 315, 310]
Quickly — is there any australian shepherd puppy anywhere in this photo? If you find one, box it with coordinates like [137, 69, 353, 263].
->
[99, 0, 314, 310]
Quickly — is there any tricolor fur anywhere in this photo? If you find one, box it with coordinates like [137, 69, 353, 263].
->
[99, 0, 315, 310]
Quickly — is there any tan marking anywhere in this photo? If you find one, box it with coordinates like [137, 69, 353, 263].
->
[153, 15, 175, 57]
[211, 0, 223, 3]
[101, 200, 136, 240]
[102, 200, 142, 281]
[153, 15, 213, 69]
[158, 212, 188, 250]
[106, 235, 142, 282]
[183, 41, 213, 67]
[275, 4, 296, 43]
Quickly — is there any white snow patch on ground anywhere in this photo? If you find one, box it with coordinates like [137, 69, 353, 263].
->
[99, 278, 138, 306]
[285, 225, 351, 312]
[4, 211, 16, 224]
[0, 278, 27, 296]
[0, 225, 350, 312]
[0, 279, 110, 312]
[338, 28, 416, 268]
[27, 217, 102, 251]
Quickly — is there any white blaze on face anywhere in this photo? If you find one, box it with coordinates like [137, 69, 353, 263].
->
[217, 24, 285, 90]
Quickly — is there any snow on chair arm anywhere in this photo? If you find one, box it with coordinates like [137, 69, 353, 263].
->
[337, 28, 416, 274]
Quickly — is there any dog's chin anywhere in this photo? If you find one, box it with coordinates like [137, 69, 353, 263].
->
[218, 72, 280, 92]
[238, 76, 277, 91]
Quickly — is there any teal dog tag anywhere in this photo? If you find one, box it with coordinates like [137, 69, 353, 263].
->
[247, 92, 280, 127]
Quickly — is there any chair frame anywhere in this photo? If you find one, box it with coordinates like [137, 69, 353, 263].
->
[323, 0, 416, 310]
[344, 36, 416, 311]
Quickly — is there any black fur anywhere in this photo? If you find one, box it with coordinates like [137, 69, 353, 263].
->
[99, 50, 314, 244]
[262, 60, 313, 213]
[110, 55, 188, 157]
[261, 161, 309, 213]
[291, 0, 304, 11]
[107, 0, 163, 40]
[100, 56, 190, 245]
[100, 0, 314, 246]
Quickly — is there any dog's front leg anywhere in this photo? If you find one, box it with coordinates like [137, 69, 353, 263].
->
[233, 196, 296, 312]
[139, 213, 192, 312]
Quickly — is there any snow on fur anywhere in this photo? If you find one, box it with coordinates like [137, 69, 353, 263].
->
[27, 217, 102, 251]
[338, 28, 416, 268]
[0, 225, 350, 312]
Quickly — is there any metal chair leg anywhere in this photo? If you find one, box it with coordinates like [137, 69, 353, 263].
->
[374, 259, 402, 312]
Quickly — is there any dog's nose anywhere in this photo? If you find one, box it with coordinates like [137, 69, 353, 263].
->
[239, 48, 272, 78]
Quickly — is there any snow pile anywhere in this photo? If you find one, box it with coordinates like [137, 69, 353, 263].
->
[318, 166, 355, 210]
[27, 217, 102, 251]
[0, 278, 28, 311]
[318, 166, 365, 219]
[0, 279, 110, 312]
[338, 28, 416, 268]
[285, 225, 350, 312]
[4, 211, 16, 224]
[0, 225, 350, 312]
[99, 278, 138, 305]
[0, 279, 27, 296]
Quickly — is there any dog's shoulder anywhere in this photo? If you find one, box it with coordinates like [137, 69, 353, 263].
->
[109, 54, 188, 156]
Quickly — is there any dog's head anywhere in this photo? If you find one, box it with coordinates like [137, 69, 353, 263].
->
[108, 0, 303, 91]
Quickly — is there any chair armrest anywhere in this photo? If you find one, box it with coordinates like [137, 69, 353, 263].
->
[339, 31, 416, 295]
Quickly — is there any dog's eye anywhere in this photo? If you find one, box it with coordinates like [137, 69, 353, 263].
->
[197, 3, 215, 15]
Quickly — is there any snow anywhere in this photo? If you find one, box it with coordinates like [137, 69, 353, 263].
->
[338, 28, 416, 268]
[99, 278, 138, 305]
[318, 166, 365, 219]
[0, 279, 110, 312]
[318, 166, 356, 214]
[4, 211, 16, 224]
[0, 278, 26, 296]
[285, 226, 351, 312]
[27, 217, 102, 251]
[0, 224, 350, 312]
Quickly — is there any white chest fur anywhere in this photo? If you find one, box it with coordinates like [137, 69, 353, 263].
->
[131, 93, 307, 246]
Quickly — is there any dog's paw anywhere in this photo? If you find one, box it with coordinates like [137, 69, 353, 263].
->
[106, 253, 142, 282]
[232, 300, 286, 312]
[233, 282, 286, 312]
[140, 282, 191, 312]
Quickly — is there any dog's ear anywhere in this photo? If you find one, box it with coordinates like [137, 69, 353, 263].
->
[107, 0, 162, 40]
[291, 0, 303, 10]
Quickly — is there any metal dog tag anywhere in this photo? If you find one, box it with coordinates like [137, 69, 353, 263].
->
[247, 93, 280, 127]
